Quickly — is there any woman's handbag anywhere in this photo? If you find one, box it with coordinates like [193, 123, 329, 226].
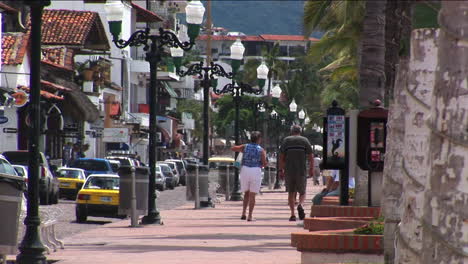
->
[234, 152, 243, 169]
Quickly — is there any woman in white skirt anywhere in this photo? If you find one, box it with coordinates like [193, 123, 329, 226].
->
[231, 131, 267, 221]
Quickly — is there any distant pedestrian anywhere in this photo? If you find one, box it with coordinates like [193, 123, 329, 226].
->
[231, 131, 267, 221]
[279, 125, 314, 221]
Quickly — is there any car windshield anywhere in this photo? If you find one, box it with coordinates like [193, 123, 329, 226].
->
[167, 160, 184, 170]
[13, 166, 26, 176]
[84, 177, 119, 190]
[3, 152, 44, 165]
[57, 169, 82, 179]
[156, 166, 161, 172]
[0, 159, 17, 175]
[70, 160, 108, 171]
[159, 165, 171, 173]
[165, 163, 175, 169]
[108, 158, 131, 166]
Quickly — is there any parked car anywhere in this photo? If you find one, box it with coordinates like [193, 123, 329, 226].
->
[105, 156, 140, 167]
[68, 158, 115, 177]
[161, 161, 180, 187]
[12, 164, 28, 180]
[3, 150, 59, 205]
[56, 168, 86, 199]
[108, 160, 121, 173]
[155, 167, 166, 191]
[157, 163, 177, 189]
[75, 174, 124, 223]
[165, 159, 187, 186]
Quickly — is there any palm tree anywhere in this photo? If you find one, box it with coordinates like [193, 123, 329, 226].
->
[422, 2, 468, 263]
[303, 0, 365, 109]
[358, 0, 387, 107]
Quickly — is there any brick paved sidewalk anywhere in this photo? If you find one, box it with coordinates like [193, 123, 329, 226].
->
[45, 179, 323, 264]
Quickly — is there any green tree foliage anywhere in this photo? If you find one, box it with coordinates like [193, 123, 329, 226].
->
[174, 99, 206, 143]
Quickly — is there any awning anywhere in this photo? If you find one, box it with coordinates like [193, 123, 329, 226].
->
[131, 2, 163, 22]
[65, 89, 100, 122]
[162, 81, 178, 98]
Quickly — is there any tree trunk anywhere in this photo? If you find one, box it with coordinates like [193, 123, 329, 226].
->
[381, 57, 408, 264]
[422, 2, 468, 263]
[381, 2, 412, 263]
[395, 28, 439, 264]
[359, 0, 387, 107]
[354, 0, 387, 206]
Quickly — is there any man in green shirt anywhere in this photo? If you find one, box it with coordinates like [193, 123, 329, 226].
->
[279, 125, 314, 221]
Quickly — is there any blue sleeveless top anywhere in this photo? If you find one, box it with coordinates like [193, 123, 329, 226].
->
[242, 143, 263, 168]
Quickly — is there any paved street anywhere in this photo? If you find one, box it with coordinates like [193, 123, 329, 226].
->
[36, 180, 325, 264]
[16, 185, 189, 243]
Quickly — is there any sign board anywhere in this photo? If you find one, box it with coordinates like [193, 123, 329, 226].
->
[11, 90, 28, 107]
[0, 116, 8, 124]
[322, 101, 347, 170]
[327, 115, 345, 162]
[102, 128, 129, 143]
[3, 128, 17, 133]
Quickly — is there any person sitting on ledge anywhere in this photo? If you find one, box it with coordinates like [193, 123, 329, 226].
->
[312, 169, 340, 205]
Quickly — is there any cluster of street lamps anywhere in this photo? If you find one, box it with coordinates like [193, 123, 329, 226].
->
[17, 1, 317, 263]
[172, 36, 268, 201]
[105, 0, 205, 223]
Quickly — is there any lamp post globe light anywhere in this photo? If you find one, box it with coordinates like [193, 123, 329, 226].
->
[212, 40, 266, 201]
[16, 1, 50, 263]
[106, 0, 204, 224]
[298, 109, 306, 126]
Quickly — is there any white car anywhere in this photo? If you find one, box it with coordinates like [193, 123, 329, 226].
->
[12, 164, 28, 179]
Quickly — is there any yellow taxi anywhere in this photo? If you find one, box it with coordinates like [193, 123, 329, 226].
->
[56, 168, 86, 199]
[208, 156, 235, 195]
[208, 156, 234, 169]
[75, 174, 122, 223]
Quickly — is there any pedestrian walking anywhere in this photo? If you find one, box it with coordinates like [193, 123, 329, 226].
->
[231, 131, 267, 221]
[278, 125, 314, 221]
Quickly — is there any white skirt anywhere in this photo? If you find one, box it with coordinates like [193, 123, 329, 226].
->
[239, 166, 262, 193]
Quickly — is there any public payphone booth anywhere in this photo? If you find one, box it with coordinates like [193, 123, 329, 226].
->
[357, 100, 388, 206]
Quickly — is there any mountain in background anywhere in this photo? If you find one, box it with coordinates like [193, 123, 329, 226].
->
[205, 1, 320, 38]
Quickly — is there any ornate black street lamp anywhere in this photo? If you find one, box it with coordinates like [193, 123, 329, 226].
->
[212, 56, 266, 200]
[105, 0, 204, 224]
[269, 109, 283, 189]
[173, 38, 267, 201]
[16, 2, 50, 263]
[171, 53, 268, 166]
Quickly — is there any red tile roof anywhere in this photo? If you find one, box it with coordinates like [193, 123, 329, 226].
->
[41, 9, 109, 50]
[260, 34, 319, 42]
[40, 80, 72, 92]
[1, 33, 29, 65]
[131, 2, 164, 22]
[198, 34, 319, 42]
[198, 35, 263, 42]
[18, 85, 64, 101]
[42, 47, 75, 70]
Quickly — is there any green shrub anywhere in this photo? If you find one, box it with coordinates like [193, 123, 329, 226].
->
[353, 220, 384, 235]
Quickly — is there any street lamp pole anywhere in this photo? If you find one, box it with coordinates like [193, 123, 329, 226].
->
[174, 61, 233, 165]
[17, 1, 50, 263]
[106, 0, 204, 224]
[270, 110, 282, 189]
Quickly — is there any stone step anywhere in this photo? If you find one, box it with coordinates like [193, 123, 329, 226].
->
[303, 217, 371, 232]
[310, 205, 381, 218]
[291, 230, 383, 254]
